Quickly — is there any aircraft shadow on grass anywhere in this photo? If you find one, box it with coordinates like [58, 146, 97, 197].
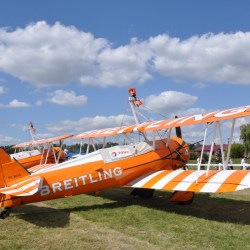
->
[75, 188, 250, 225]
[11, 188, 250, 227]
[12, 205, 70, 228]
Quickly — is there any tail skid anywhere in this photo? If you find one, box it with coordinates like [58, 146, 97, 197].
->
[0, 148, 29, 188]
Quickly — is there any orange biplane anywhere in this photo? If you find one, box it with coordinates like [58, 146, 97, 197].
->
[11, 133, 73, 170]
[0, 89, 250, 219]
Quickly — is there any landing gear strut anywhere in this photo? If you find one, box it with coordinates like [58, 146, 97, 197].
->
[0, 207, 11, 219]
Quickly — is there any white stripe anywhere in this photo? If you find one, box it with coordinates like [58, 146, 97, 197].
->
[1, 177, 41, 195]
[2, 179, 39, 195]
[152, 170, 184, 189]
[126, 172, 152, 186]
[29, 166, 42, 172]
[200, 170, 235, 193]
[29, 164, 52, 172]
[173, 170, 207, 191]
[132, 170, 165, 188]
[2, 178, 35, 190]
[236, 172, 250, 191]
[21, 178, 43, 196]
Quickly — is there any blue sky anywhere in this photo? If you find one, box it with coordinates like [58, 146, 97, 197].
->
[0, 0, 250, 146]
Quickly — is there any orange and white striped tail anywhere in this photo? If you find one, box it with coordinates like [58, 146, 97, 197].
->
[126, 170, 250, 193]
[28, 163, 54, 173]
[0, 176, 43, 196]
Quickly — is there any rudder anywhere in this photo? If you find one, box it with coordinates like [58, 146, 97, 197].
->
[0, 148, 29, 188]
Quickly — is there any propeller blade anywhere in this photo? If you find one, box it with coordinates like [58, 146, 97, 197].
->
[175, 115, 182, 138]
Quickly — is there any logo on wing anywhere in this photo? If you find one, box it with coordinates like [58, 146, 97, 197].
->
[111, 152, 117, 158]
[110, 148, 132, 159]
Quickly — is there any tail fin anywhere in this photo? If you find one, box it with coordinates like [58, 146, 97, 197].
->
[0, 148, 29, 188]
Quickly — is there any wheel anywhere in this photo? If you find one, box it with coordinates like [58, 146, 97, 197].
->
[0, 208, 11, 219]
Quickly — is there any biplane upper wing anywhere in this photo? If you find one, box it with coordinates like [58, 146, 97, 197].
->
[137, 105, 250, 132]
[12, 133, 73, 148]
[74, 105, 250, 139]
[73, 125, 138, 139]
[126, 169, 250, 193]
[0, 176, 43, 196]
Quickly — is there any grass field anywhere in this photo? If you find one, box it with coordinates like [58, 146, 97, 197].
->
[1, 188, 250, 250]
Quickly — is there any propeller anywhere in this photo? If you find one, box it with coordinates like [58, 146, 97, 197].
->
[175, 115, 182, 138]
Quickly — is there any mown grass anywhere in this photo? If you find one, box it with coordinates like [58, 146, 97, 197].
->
[1, 188, 250, 250]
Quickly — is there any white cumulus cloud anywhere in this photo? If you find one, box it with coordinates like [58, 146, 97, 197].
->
[0, 21, 108, 86]
[1, 22, 250, 87]
[46, 114, 135, 134]
[144, 91, 198, 115]
[0, 134, 18, 146]
[81, 39, 152, 87]
[47, 89, 88, 106]
[149, 32, 250, 85]
[0, 86, 7, 94]
[0, 99, 30, 108]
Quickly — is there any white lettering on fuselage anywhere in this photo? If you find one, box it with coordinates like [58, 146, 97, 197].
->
[52, 182, 62, 192]
[40, 167, 123, 197]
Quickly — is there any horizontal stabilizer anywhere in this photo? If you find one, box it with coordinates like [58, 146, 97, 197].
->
[0, 176, 43, 196]
[126, 170, 250, 193]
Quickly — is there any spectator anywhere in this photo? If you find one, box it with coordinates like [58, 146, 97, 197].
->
[241, 157, 247, 170]
[228, 158, 233, 170]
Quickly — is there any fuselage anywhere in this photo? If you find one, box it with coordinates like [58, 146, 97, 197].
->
[0, 138, 189, 208]
[10, 147, 66, 169]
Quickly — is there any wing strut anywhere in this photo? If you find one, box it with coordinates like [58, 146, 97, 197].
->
[128, 89, 149, 143]
[206, 122, 218, 175]
[217, 121, 225, 169]
[225, 118, 236, 169]
[197, 123, 208, 172]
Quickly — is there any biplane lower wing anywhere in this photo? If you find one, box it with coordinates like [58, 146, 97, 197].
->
[126, 170, 250, 193]
[0, 176, 43, 197]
